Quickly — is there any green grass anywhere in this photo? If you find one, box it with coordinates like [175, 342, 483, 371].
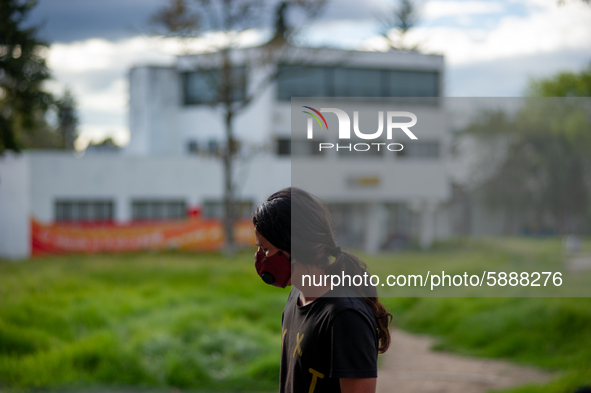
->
[1, 238, 590, 392]
[371, 237, 591, 393]
[0, 251, 289, 392]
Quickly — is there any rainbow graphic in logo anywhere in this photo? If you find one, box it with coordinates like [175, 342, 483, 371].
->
[302, 106, 328, 130]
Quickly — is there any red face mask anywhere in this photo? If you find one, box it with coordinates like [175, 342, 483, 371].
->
[254, 248, 291, 288]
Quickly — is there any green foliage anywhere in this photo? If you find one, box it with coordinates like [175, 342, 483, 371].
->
[0, 251, 288, 391]
[376, 237, 591, 393]
[496, 369, 591, 393]
[460, 98, 591, 234]
[384, 297, 591, 369]
[379, 0, 421, 50]
[0, 0, 56, 154]
[1, 240, 590, 392]
[55, 89, 78, 150]
[527, 62, 591, 97]
[461, 62, 591, 235]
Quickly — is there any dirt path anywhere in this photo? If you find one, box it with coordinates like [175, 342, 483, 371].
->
[376, 329, 553, 393]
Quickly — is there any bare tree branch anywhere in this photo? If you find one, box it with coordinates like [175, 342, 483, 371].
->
[149, 0, 328, 252]
[378, 0, 421, 51]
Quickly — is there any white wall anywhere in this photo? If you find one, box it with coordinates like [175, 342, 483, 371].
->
[29, 151, 291, 224]
[0, 153, 30, 259]
[290, 102, 450, 203]
[127, 67, 182, 156]
[0, 48, 451, 256]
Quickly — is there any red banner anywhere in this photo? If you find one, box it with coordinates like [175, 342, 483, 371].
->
[31, 218, 255, 255]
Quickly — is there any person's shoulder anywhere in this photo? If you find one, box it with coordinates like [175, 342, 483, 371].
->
[285, 286, 300, 306]
[322, 292, 375, 322]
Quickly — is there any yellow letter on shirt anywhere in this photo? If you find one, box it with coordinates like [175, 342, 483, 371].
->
[308, 368, 324, 393]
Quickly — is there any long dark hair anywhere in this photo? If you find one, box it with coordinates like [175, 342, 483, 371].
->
[252, 187, 392, 354]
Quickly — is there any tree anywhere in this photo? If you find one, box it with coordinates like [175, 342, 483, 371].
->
[527, 62, 591, 97]
[460, 63, 591, 235]
[85, 137, 120, 153]
[558, 0, 590, 5]
[378, 0, 421, 51]
[150, 0, 326, 251]
[55, 89, 78, 150]
[0, 0, 53, 155]
[461, 97, 591, 235]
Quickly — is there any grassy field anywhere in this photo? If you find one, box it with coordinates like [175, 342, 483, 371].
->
[376, 238, 591, 392]
[1, 237, 590, 392]
[0, 252, 289, 391]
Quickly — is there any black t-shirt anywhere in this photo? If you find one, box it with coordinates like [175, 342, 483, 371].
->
[279, 286, 379, 393]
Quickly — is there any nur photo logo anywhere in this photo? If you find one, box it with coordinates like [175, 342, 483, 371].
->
[302, 106, 418, 153]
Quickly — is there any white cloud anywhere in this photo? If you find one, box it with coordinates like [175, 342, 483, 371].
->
[44, 30, 268, 147]
[77, 78, 127, 113]
[299, 19, 378, 48]
[46, 31, 267, 75]
[422, 1, 505, 19]
[363, 0, 591, 65]
[47, 37, 174, 75]
[74, 124, 130, 151]
[42, 1, 591, 147]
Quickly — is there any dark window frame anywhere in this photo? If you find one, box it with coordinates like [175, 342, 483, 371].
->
[183, 66, 247, 106]
[131, 200, 187, 221]
[276, 64, 440, 100]
[396, 140, 441, 159]
[201, 200, 255, 219]
[55, 200, 115, 223]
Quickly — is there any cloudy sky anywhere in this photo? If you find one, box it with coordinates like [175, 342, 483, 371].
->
[27, 0, 591, 149]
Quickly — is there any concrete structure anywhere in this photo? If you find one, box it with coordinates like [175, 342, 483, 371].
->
[126, 47, 445, 157]
[0, 47, 451, 259]
[0, 153, 30, 259]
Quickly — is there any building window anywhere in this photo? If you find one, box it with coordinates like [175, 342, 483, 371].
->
[187, 140, 199, 154]
[277, 139, 291, 156]
[277, 65, 439, 100]
[327, 203, 368, 249]
[277, 66, 331, 101]
[333, 68, 383, 97]
[131, 200, 187, 220]
[202, 200, 254, 219]
[389, 70, 439, 97]
[277, 138, 326, 156]
[336, 135, 385, 158]
[55, 200, 115, 222]
[397, 141, 440, 159]
[183, 66, 246, 105]
[207, 139, 219, 154]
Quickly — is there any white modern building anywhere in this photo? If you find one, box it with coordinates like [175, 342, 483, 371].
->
[0, 46, 452, 259]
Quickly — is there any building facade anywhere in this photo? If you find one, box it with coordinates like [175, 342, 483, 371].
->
[0, 47, 451, 259]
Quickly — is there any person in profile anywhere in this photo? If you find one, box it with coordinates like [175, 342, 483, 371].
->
[252, 187, 392, 393]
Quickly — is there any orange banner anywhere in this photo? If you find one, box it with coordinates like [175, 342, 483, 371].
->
[31, 218, 255, 255]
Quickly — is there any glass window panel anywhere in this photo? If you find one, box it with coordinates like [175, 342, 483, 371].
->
[291, 140, 326, 156]
[54, 200, 114, 222]
[202, 200, 253, 218]
[388, 71, 439, 97]
[184, 67, 246, 105]
[78, 203, 89, 220]
[333, 68, 383, 97]
[131, 200, 186, 220]
[396, 141, 440, 158]
[277, 65, 331, 101]
[277, 139, 291, 156]
[62, 203, 72, 220]
[187, 140, 199, 154]
[184, 70, 217, 104]
[93, 202, 105, 220]
[208, 140, 219, 154]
